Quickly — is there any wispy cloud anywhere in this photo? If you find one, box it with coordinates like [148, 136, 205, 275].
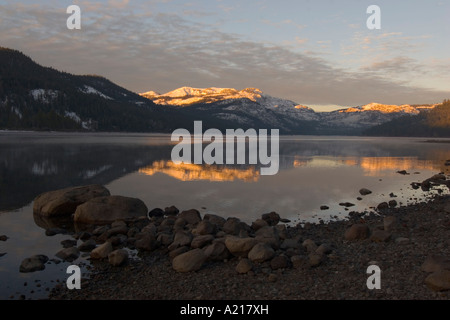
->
[0, 1, 448, 107]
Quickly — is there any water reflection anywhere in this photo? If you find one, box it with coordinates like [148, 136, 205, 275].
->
[139, 161, 260, 182]
[1, 133, 450, 212]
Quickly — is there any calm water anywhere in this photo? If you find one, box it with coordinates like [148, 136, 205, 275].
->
[0, 131, 449, 299]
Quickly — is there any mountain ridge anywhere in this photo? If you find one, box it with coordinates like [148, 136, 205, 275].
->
[0, 47, 447, 136]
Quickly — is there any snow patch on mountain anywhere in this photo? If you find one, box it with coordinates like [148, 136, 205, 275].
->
[80, 85, 113, 100]
[64, 111, 81, 123]
[12, 107, 22, 119]
[30, 89, 59, 103]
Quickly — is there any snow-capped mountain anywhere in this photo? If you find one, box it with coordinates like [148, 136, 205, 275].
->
[140, 87, 435, 134]
[0, 47, 189, 132]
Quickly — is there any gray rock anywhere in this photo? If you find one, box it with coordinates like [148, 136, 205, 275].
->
[148, 208, 164, 218]
[173, 218, 187, 231]
[19, 255, 49, 273]
[135, 233, 157, 251]
[108, 249, 129, 266]
[78, 239, 97, 252]
[141, 224, 157, 237]
[90, 242, 113, 259]
[261, 212, 280, 226]
[424, 270, 450, 291]
[33, 185, 110, 217]
[74, 196, 148, 224]
[106, 225, 129, 238]
[60, 239, 77, 248]
[320, 206, 329, 210]
[164, 205, 179, 216]
[168, 231, 193, 251]
[203, 214, 226, 228]
[194, 220, 216, 235]
[111, 220, 127, 228]
[223, 218, 249, 235]
[108, 234, 127, 246]
[248, 243, 275, 262]
[225, 236, 257, 257]
[270, 255, 290, 270]
[302, 239, 318, 253]
[157, 232, 174, 246]
[316, 243, 333, 255]
[280, 238, 301, 250]
[178, 209, 202, 225]
[344, 224, 370, 240]
[370, 230, 391, 242]
[92, 225, 109, 236]
[45, 228, 67, 236]
[275, 224, 287, 240]
[172, 248, 207, 272]
[215, 231, 226, 238]
[236, 258, 253, 274]
[309, 253, 324, 267]
[191, 235, 214, 249]
[251, 219, 268, 231]
[339, 202, 355, 208]
[255, 226, 280, 249]
[203, 242, 230, 261]
[78, 232, 92, 241]
[395, 237, 410, 244]
[56, 247, 80, 262]
[377, 202, 389, 211]
[0, 235, 8, 241]
[291, 255, 305, 269]
[388, 200, 397, 208]
[127, 227, 140, 238]
[421, 255, 450, 273]
[169, 246, 190, 260]
[359, 188, 372, 195]
[158, 218, 175, 232]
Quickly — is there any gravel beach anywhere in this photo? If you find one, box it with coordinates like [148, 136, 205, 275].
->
[48, 191, 450, 300]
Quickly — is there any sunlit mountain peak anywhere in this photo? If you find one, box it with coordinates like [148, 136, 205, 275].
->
[341, 102, 428, 114]
[140, 86, 265, 106]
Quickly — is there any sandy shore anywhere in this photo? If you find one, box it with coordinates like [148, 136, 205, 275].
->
[48, 191, 450, 300]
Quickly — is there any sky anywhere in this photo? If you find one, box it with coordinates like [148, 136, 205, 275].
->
[0, 0, 449, 111]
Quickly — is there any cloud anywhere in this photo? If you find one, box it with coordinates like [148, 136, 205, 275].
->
[362, 56, 424, 74]
[0, 2, 448, 107]
[108, 0, 130, 9]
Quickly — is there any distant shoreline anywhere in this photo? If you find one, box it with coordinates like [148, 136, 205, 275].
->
[2, 129, 450, 141]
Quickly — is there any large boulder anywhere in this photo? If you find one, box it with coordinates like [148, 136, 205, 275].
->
[56, 247, 80, 262]
[203, 241, 230, 261]
[225, 236, 257, 257]
[90, 242, 113, 259]
[421, 255, 450, 273]
[19, 255, 49, 273]
[177, 209, 202, 225]
[255, 226, 280, 249]
[74, 196, 148, 224]
[424, 271, 450, 291]
[33, 185, 110, 217]
[172, 249, 207, 272]
[261, 212, 280, 226]
[248, 243, 275, 263]
[344, 224, 370, 240]
[108, 249, 129, 267]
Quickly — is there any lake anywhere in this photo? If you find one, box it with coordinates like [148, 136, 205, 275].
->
[0, 131, 449, 299]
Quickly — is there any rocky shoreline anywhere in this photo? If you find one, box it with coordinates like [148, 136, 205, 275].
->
[12, 173, 450, 300]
